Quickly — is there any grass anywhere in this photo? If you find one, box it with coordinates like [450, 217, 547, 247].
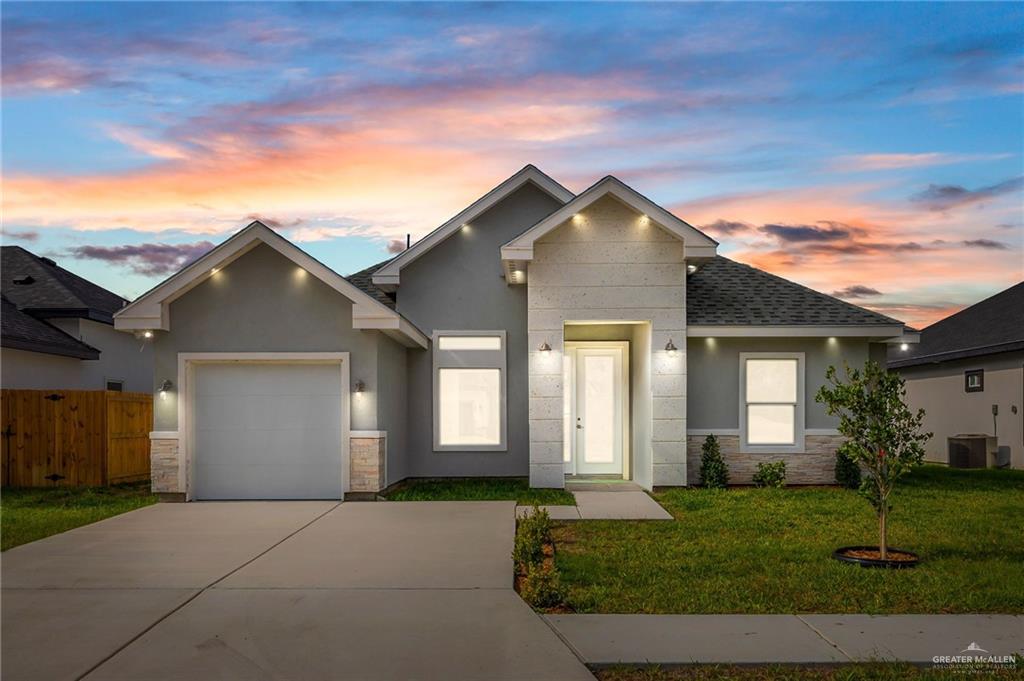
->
[553, 465, 1024, 614]
[1, 482, 157, 551]
[384, 477, 576, 505]
[595, 663, 1022, 681]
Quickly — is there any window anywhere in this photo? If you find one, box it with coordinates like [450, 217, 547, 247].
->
[965, 369, 984, 393]
[105, 379, 124, 392]
[433, 331, 506, 451]
[740, 353, 804, 451]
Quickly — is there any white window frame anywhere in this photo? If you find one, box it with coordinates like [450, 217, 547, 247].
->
[738, 352, 805, 453]
[432, 330, 507, 452]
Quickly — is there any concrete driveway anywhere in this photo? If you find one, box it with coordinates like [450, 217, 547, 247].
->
[2, 501, 592, 681]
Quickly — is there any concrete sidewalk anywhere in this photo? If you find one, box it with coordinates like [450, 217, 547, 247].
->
[546, 613, 1024, 665]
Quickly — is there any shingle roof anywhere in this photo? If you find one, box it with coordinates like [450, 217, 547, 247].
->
[686, 256, 903, 326]
[345, 251, 903, 328]
[1, 246, 127, 323]
[345, 258, 396, 309]
[889, 281, 1024, 369]
[1, 296, 100, 359]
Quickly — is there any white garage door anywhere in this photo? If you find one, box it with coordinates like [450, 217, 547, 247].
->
[193, 362, 344, 500]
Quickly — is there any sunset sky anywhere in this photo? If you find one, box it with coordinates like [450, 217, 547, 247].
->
[2, 2, 1022, 328]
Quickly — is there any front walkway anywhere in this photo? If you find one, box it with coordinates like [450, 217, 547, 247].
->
[2, 501, 592, 681]
[517, 487, 672, 520]
[547, 613, 1024, 665]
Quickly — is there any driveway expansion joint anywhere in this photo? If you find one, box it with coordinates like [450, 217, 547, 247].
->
[796, 615, 854, 662]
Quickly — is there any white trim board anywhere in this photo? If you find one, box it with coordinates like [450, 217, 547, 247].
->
[372, 165, 574, 288]
[114, 221, 427, 349]
[501, 175, 718, 281]
[176, 352, 351, 501]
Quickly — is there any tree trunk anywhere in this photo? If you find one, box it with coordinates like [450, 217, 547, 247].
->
[879, 509, 888, 560]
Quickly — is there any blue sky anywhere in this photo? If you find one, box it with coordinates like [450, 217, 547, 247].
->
[2, 2, 1022, 327]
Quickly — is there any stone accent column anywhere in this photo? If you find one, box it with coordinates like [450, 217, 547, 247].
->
[349, 433, 386, 494]
[526, 196, 688, 489]
[150, 433, 183, 501]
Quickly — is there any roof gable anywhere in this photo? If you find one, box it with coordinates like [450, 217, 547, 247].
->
[502, 176, 718, 261]
[1, 246, 126, 323]
[371, 165, 573, 288]
[115, 222, 427, 348]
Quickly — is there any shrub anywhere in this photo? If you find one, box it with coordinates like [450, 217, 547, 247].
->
[512, 506, 553, 570]
[834, 444, 862, 489]
[520, 562, 562, 608]
[752, 460, 787, 488]
[699, 434, 729, 489]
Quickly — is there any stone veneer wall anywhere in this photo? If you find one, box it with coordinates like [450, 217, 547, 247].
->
[349, 436, 386, 493]
[151, 437, 181, 494]
[685, 434, 844, 485]
[148, 434, 386, 499]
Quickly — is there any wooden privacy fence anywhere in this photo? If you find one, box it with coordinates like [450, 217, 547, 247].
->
[1, 390, 153, 487]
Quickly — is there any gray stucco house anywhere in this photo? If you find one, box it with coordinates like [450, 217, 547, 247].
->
[115, 166, 915, 501]
[2, 246, 152, 393]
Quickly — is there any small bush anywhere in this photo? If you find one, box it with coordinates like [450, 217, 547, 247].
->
[834, 444, 862, 489]
[699, 434, 729, 489]
[513, 506, 553, 570]
[520, 562, 562, 608]
[752, 460, 787, 488]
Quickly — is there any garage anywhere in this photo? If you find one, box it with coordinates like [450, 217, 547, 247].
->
[192, 361, 346, 500]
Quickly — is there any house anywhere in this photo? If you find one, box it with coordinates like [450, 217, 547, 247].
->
[114, 166, 915, 501]
[1, 246, 152, 392]
[889, 282, 1023, 470]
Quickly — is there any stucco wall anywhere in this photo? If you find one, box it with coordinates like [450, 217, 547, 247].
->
[376, 333, 408, 485]
[395, 181, 564, 478]
[1, 318, 152, 392]
[686, 336, 875, 431]
[528, 195, 687, 488]
[897, 351, 1023, 469]
[151, 243, 392, 432]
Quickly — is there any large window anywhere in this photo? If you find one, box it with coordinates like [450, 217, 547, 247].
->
[433, 331, 507, 451]
[740, 353, 804, 451]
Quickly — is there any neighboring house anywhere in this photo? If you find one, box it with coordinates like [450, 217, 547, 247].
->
[1, 246, 153, 392]
[115, 166, 915, 501]
[889, 282, 1023, 470]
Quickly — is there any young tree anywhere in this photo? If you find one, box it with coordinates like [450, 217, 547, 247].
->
[815, 360, 931, 559]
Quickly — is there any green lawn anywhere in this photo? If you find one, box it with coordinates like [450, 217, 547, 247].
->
[1, 482, 157, 551]
[384, 477, 576, 505]
[595, 663, 1022, 681]
[553, 465, 1024, 614]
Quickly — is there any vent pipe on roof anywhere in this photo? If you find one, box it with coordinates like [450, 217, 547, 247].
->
[406, 234, 411, 249]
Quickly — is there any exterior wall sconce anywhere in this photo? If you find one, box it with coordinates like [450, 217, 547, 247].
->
[687, 264, 697, 274]
[354, 380, 366, 393]
[158, 379, 174, 393]
[900, 343, 909, 351]
[665, 339, 678, 355]
[538, 342, 552, 353]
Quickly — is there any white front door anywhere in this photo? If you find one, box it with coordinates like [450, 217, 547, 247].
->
[572, 346, 626, 475]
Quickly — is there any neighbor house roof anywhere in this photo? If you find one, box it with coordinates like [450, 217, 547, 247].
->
[1, 246, 127, 323]
[115, 221, 428, 348]
[888, 281, 1024, 369]
[687, 257, 902, 328]
[1, 296, 100, 359]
